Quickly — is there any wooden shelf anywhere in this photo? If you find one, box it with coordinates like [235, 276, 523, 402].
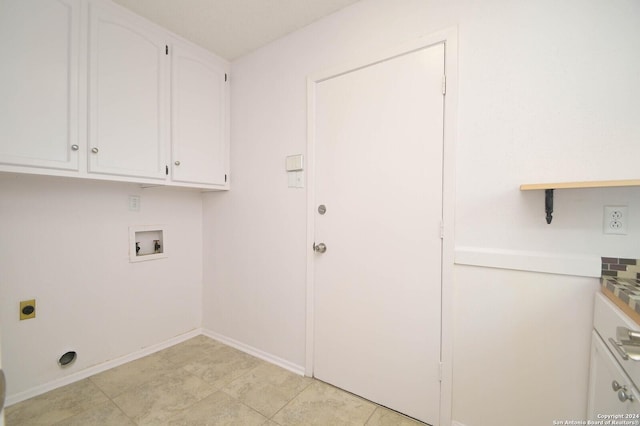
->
[520, 179, 640, 224]
[520, 179, 640, 191]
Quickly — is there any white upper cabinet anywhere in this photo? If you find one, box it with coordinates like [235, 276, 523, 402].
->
[0, 0, 80, 171]
[0, 0, 229, 189]
[170, 40, 229, 187]
[87, 1, 169, 180]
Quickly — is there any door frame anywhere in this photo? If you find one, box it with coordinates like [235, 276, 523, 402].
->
[305, 27, 457, 425]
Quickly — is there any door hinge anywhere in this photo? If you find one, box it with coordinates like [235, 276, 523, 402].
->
[165, 45, 169, 55]
[165, 165, 168, 175]
[439, 362, 443, 381]
[442, 75, 446, 95]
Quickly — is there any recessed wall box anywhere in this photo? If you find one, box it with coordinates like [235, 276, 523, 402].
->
[129, 225, 167, 262]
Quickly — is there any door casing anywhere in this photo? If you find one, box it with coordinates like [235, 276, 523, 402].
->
[304, 27, 458, 426]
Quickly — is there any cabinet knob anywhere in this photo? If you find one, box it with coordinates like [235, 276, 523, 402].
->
[91, 147, 99, 154]
[618, 389, 635, 402]
[174, 160, 181, 166]
[612, 380, 623, 391]
[71, 144, 79, 151]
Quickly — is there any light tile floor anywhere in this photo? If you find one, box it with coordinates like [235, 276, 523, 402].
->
[6, 336, 426, 425]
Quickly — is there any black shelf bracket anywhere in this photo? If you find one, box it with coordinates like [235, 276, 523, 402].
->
[545, 189, 554, 224]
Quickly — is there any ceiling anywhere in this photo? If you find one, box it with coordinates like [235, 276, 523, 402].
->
[112, 0, 362, 60]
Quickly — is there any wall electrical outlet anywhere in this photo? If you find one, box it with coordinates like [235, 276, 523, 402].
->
[604, 205, 628, 235]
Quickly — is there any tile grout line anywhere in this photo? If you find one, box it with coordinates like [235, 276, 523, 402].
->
[162, 343, 268, 424]
[217, 358, 302, 423]
[92, 374, 150, 426]
[221, 388, 275, 424]
[363, 405, 379, 425]
[90, 347, 216, 425]
[267, 377, 316, 422]
[91, 379, 137, 426]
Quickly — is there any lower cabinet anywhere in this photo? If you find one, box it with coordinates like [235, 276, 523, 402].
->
[587, 331, 640, 419]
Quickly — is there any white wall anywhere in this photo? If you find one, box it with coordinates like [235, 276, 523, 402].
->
[202, 0, 640, 425]
[0, 174, 204, 401]
[454, 0, 640, 257]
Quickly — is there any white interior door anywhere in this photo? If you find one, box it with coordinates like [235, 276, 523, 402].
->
[313, 42, 445, 424]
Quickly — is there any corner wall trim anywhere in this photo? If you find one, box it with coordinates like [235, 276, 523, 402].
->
[454, 246, 601, 277]
[201, 329, 305, 377]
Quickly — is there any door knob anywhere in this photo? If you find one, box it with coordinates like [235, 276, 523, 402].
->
[313, 242, 327, 253]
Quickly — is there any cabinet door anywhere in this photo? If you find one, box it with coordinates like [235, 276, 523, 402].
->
[588, 332, 640, 418]
[171, 41, 228, 186]
[88, 1, 168, 180]
[0, 0, 80, 171]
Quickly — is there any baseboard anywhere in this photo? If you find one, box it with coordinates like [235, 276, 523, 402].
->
[451, 421, 468, 426]
[201, 328, 305, 376]
[6, 328, 202, 407]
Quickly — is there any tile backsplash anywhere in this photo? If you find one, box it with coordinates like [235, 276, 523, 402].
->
[601, 257, 640, 279]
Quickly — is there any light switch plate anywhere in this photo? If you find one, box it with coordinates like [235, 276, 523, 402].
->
[128, 195, 140, 211]
[286, 155, 304, 171]
[288, 171, 305, 188]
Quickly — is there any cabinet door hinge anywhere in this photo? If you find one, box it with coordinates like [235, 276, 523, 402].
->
[224, 174, 227, 183]
[225, 73, 228, 82]
[440, 221, 445, 239]
[439, 362, 443, 381]
[165, 45, 169, 55]
[442, 75, 446, 95]
[165, 165, 168, 175]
